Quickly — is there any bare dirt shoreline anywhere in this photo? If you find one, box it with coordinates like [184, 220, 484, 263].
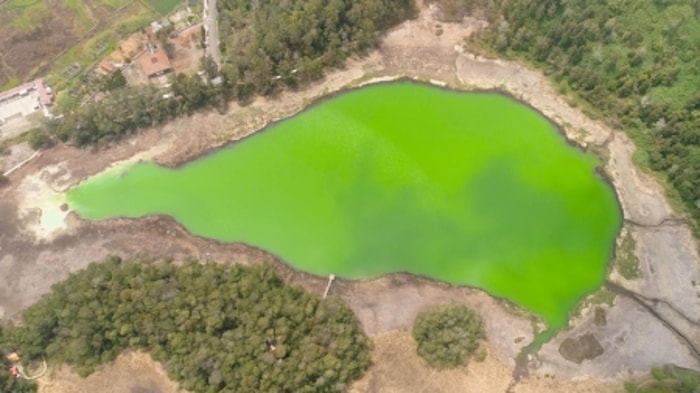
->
[1, 2, 699, 393]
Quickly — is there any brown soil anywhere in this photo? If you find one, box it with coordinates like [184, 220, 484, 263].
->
[0, 1, 698, 392]
[104, 32, 148, 65]
[168, 27, 204, 75]
[351, 331, 513, 393]
[558, 334, 605, 364]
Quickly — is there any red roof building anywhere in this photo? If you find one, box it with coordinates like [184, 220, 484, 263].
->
[0, 78, 54, 107]
[35, 79, 54, 106]
[139, 49, 172, 78]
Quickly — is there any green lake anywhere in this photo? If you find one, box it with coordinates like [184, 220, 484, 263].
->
[67, 81, 621, 330]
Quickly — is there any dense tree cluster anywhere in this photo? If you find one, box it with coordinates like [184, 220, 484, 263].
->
[5, 258, 372, 392]
[44, 75, 222, 147]
[216, 0, 416, 99]
[625, 364, 700, 393]
[99, 69, 127, 92]
[473, 0, 700, 229]
[412, 304, 484, 369]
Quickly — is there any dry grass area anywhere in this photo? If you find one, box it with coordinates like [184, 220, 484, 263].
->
[351, 331, 512, 393]
[515, 376, 621, 393]
[38, 352, 182, 393]
[350, 331, 622, 393]
[35, 332, 622, 393]
[103, 32, 148, 65]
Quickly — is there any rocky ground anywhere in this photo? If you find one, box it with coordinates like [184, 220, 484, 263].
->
[1, 2, 698, 392]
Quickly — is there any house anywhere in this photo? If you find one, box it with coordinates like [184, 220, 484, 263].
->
[0, 79, 54, 108]
[139, 48, 172, 78]
[98, 60, 116, 75]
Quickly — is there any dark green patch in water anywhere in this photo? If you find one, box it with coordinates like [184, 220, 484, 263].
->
[67, 82, 621, 330]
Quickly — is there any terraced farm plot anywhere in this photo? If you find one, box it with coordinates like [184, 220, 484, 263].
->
[0, 0, 154, 90]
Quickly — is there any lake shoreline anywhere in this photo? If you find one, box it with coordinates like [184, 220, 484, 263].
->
[2, 2, 698, 393]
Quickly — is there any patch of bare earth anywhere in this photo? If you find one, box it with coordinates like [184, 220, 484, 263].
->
[351, 331, 619, 393]
[168, 25, 204, 74]
[0, 1, 697, 392]
[351, 331, 512, 393]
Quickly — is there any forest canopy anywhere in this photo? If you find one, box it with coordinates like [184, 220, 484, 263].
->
[216, 0, 415, 99]
[473, 0, 700, 229]
[3, 258, 372, 393]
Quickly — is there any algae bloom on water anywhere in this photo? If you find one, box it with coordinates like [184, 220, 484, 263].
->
[67, 82, 621, 330]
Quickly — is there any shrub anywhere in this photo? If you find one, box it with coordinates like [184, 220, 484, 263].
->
[625, 364, 700, 393]
[412, 304, 485, 369]
[27, 127, 53, 150]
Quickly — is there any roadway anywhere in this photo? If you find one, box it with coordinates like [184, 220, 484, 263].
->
[203, 0, 221, 67]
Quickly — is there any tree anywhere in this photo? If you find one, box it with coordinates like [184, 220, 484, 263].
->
[412, 304, 485, 369]
[27, 127, 53, 150]
[100, 69, 127, 92]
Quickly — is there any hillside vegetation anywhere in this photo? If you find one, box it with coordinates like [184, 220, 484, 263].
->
[216, 0, 415, 99]
[472, 0, 700, 228]
[4, 258, 371, 393]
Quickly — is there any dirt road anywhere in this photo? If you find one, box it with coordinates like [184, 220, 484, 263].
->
[203, 0, 220, 66]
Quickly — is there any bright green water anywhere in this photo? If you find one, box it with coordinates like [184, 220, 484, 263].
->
[67, 82, 621, 330]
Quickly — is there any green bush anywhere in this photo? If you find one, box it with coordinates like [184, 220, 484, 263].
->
[625, 364, 700, 393]
[412, 304, 485, 369]
[5, 258, 372, 392]
[27, 127, 53, 150]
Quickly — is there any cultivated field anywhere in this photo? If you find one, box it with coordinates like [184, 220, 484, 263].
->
[149, 0, 182, 16]
[0, 0, 157, 91]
